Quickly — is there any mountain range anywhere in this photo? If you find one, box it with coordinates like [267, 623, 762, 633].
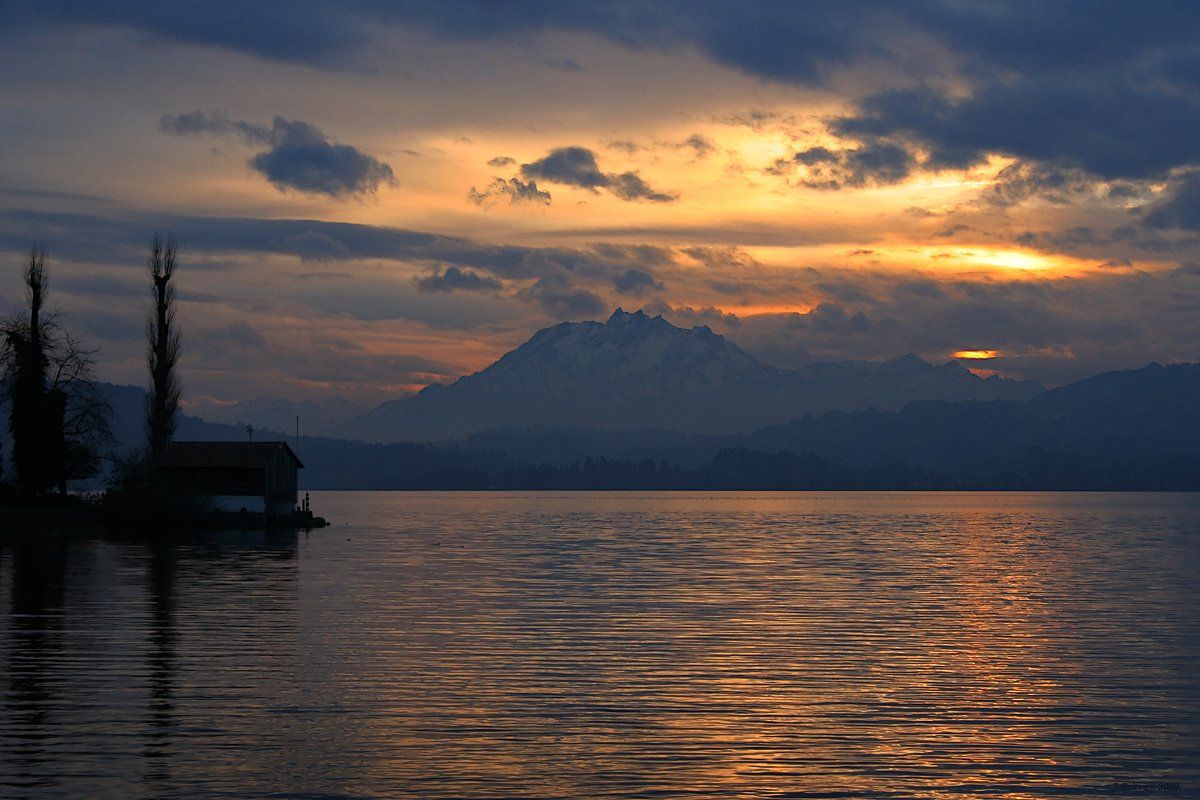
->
[332, 309, 1042, 442]
[6, 309, 1197, 491]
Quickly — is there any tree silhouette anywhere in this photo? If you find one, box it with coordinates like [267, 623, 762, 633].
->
[2, 248, 110, 495]
[3, 249, 51, 494]
[147, 235, 181, 460]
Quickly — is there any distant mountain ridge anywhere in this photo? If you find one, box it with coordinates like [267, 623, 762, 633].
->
[10, 361, 1195, 492]
[335, 308, 1043, 442]
[184, 394, 367, 439]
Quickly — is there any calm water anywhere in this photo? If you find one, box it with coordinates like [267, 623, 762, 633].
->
[1, 492, 1198, 799]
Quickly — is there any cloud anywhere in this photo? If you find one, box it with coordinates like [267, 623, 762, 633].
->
[161, 112, 394, 197]
[606, 140, 641, 154]
[159, 111, 272, 144]
[769, 141, 917, 189]
[712, 265, 1200, 385]
[53, 5, 1200, 193]
[0, 207, 678, 290]
[519, 146, 675, 202]
[681, 246, 760, 269]
[468, 177, 552, 207]
[837, 79, 1200, 181]
[1145, 172, 1200, 230]
[1015, 227, 1101, 253]
[414, 266, 503, 293]
[249, 118, 394, 197]
[785, 303, 875, 336]
[651, 303, 742, 330]
[207, 321, 269, 349]
[487, 156, 516, 167]
[613, 134, 715, 159]
[677, 134, 716, 159]
[612, 268, 664, 296]
[521, 146, 610, 189]
[609, 172, 675, 202]
[986, 162, 1118, 207]
[8, 202, 1200, 389]
[540, 56, 584, 72]
[521, 274, 606, 318]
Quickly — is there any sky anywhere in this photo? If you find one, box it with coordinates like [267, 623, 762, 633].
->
[3, 1, 1200, 407]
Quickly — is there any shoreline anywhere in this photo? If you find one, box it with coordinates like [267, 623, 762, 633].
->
[0, 503, 328, 533]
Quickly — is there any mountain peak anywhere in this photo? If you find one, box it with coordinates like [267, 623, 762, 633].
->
[607, 307, 654, 325]
[885, 353, 928, 367]
[339, 314, 1046, 441]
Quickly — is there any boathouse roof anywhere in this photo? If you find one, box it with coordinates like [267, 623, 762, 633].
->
[156, 441, 304, 470]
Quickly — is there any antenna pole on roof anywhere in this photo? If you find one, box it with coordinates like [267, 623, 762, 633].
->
[295, 415, 300, 455]
[246, 423, 253, 442]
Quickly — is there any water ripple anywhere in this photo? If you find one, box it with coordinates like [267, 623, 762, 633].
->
[1, 491, 1198, 799]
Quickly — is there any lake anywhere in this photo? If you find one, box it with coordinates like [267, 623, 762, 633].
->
[1, 491, 1198, 798]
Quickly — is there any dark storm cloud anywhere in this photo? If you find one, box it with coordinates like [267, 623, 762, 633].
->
[161, 112, 394, 197]
[414, 266, 504, 293]
[8, 2, 369, 67]
[467, 177, 551, 207]
[1145, 173, 1200, 231]
[836, 81, 1200, 180]
[11, 2, 901, 76]
[17, 2, 1200, 86]
[520, 147, 676, 202]
[32, 4, 1200, 191]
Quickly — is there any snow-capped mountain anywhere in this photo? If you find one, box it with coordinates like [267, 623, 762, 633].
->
[337, 309, 1043, 442]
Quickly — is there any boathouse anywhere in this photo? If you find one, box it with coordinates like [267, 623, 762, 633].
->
[155, 441, 303, 519]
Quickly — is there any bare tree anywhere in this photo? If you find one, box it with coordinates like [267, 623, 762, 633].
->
[49, 331, 113, 488]
[2, 248, 111, 495]
[147, 235, 181, 460]
[2, 248, 51, 495]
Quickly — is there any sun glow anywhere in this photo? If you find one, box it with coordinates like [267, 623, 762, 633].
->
[954, 349, 1000, 360]
[975, 249, 1052, 271]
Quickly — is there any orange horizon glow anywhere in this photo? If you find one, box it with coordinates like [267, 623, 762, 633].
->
[954, 349, 1000, 360]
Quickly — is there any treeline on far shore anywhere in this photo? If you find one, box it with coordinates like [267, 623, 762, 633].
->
[286, 391, 1200, 491]
[298, 448, 1200, 491]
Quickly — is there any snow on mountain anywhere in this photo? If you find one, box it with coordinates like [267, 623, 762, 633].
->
[336, 309, 1044, 442]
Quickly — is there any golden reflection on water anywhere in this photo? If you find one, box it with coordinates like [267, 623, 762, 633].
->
[1, 492, 1197, 799]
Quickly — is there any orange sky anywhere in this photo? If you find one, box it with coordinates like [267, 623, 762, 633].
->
[2, 10, 1199, 402]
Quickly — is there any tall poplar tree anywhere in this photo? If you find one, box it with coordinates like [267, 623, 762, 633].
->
[4, 249, 52, 494]
[2, 248, 108, 495]
[147, 236, 181, 460]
